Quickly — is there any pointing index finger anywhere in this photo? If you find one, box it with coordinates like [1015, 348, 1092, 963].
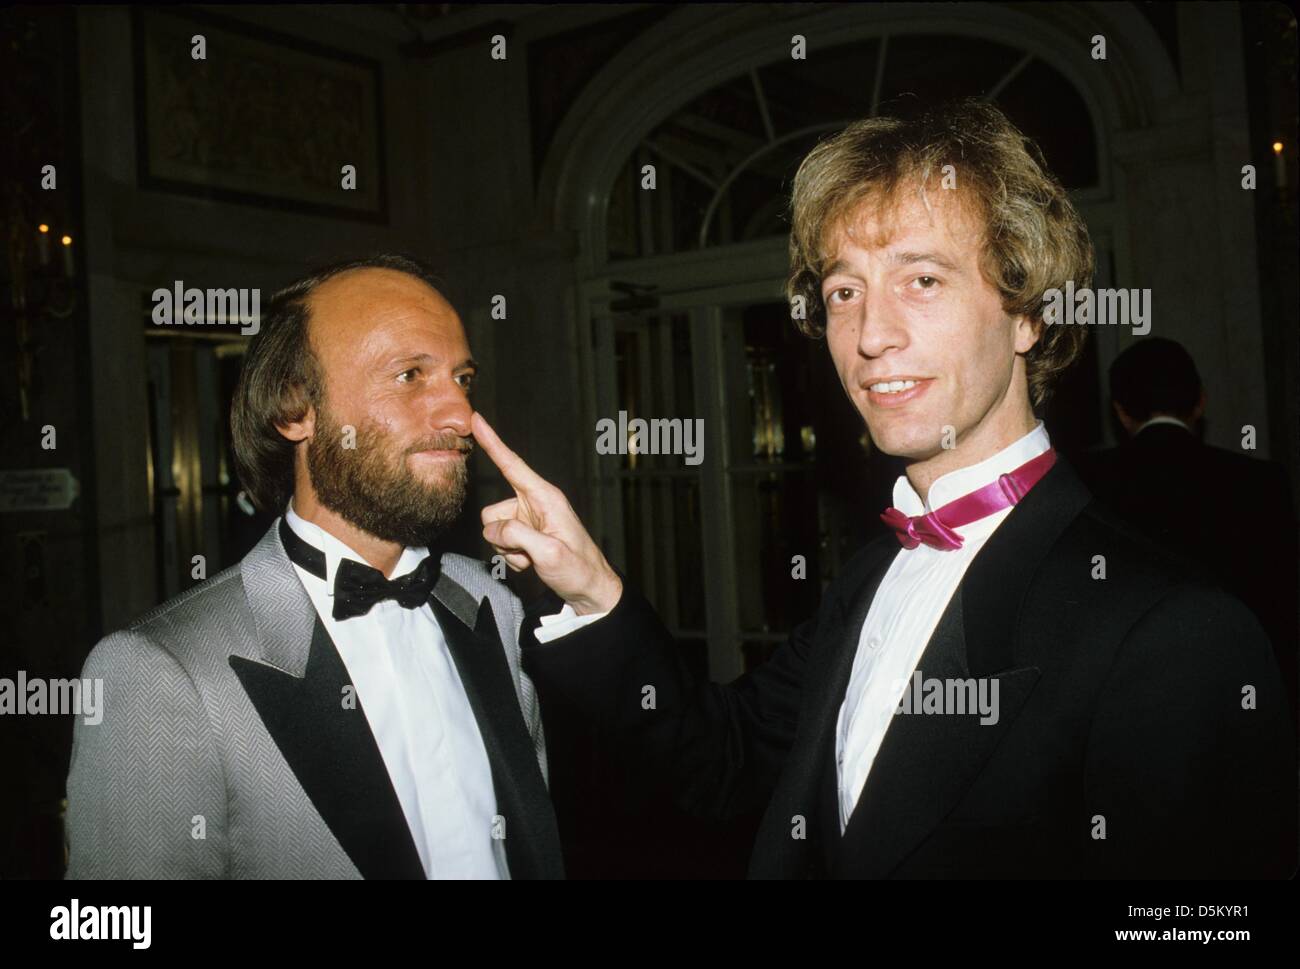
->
[471, 412, 547, 495]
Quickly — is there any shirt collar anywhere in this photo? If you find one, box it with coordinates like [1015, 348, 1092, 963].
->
[892, 420, 1052, 520]
[1135, 415, 1191, 434]
[284, 501, 429, 591]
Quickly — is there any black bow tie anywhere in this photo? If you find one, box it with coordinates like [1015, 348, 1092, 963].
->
[279, 518, 440, 621]
[331, 555, 437, 621]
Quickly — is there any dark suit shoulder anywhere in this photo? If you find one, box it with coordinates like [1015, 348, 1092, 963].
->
[1080, 435, 1288, 492]
[1072, 444, 1122, 481]
[1030, 496, 1280, 719]
[1079, 497, 1212, 575]
[1194, 441, 1289, 486]
[1037, 497, 1226, 620]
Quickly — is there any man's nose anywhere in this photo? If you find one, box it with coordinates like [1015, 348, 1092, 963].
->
[857, 290, 908, 358]
[430, 390, 473, 437]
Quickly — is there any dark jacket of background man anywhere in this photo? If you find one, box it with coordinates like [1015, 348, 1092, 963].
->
[1078, 338, 1298, 718]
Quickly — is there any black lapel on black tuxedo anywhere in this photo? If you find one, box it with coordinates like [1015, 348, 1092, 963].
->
[831, 458, 1092, 877]
[430, 594, 565, 880]
[961, 456, 1093, 676]
[833, 588, 1041, 878]
[748, 538, 897, 879]
[229, 620, 426, 880]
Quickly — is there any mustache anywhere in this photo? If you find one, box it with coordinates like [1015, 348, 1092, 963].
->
[406, 435, 474, 455]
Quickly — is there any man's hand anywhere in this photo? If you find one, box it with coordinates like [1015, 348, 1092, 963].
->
[472, 412, 623, 615]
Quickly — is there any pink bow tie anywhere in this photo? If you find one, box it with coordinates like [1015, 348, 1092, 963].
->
[881, 448, 1057, 551]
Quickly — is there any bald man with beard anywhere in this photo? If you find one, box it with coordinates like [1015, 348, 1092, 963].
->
[65, 254, 570, 879]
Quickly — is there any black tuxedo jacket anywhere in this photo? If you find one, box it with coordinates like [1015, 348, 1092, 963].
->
[1077, 423, 1297, 714]
[523, 459, 1296, 878]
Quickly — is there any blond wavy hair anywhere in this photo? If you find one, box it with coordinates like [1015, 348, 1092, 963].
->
[786, 98, 1094, 407]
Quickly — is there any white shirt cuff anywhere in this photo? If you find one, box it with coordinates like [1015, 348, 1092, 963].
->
[533, 602, 609, 643]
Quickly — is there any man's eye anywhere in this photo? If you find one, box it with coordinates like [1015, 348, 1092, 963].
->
[826, 287, 856, 305]
[456, 373, 475, 392]
[913, 276, 938, 290]
[396, 369, 418, 383]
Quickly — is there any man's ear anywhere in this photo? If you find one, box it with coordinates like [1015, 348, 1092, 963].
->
[1013, 313, 1041, 355]
[275, 393, 316, 444]
[1190, 388, 1207, 423]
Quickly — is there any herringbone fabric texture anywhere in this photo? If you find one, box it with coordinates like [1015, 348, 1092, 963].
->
[64, 520, 544, 879]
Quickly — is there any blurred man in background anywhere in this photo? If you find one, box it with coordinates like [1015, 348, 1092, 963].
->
[1080, 337, 1297, 717]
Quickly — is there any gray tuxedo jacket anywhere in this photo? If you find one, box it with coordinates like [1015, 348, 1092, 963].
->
[65, 519, 563, 879]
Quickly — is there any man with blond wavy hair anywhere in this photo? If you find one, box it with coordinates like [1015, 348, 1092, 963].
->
[472, 99, 1295, 878]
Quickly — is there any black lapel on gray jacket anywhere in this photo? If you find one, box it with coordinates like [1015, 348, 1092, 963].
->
[229, 619, 426, 880]
[430, 593, 564, 880]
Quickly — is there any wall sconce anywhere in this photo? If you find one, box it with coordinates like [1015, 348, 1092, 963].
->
[10, 212, 80, 421]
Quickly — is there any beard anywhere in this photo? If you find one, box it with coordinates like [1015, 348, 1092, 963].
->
[307, 398, 471, 548]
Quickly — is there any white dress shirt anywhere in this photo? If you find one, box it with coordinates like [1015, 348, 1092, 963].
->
[284, 503, 506, 879]
[834, 422, 1052, 831]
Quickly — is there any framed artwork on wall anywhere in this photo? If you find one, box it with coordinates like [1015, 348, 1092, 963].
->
[132, 6, 387, 222]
